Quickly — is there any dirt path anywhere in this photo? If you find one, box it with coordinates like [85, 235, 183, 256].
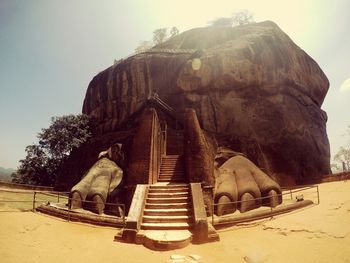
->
[1, 181, 350, 263]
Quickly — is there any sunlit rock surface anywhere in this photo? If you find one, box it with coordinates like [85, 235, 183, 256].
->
[82, 21, 330, 184]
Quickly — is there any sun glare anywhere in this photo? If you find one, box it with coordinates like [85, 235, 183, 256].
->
[192, 58, 202, 71]
[340, 78, 350, 92]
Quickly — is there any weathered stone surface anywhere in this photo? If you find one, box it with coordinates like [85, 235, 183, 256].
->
[56, 130, 133, 191]
[82, 21, 330, 183]
[215, 155, 282, 214]
[70, 145, 124, 215]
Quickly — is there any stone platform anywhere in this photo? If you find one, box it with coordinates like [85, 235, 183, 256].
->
[136, 230, 192, 250]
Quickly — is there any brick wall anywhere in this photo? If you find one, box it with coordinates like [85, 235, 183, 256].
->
[183, 108, 215, 185]
[183, 108, 215, 215]
[127, 107, 164, 185]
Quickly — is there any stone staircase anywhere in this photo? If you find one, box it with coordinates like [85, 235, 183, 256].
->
[140, 154, 193, 231]
[166, 130, 183, 155]
[158, 155, 185, 182]
[141, 184, 193, 230]
[119, 148, 213, 249]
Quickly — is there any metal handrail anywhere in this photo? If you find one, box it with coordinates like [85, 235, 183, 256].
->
[211, 185, 319, 225]
[0, 189, 126, 226]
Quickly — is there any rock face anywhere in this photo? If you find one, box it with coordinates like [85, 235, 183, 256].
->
[82, 21, 330, 184]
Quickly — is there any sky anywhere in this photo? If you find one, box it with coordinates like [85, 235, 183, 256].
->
[0, 0, 349, 169]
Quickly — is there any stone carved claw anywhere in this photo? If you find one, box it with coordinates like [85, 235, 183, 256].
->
[214, 147, 282, 215]
[70, 144, 124, 215]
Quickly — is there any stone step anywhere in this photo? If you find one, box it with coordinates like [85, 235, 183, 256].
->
[159, 169, 184, 172]
[147, 197, 190, 204]
[158, 177, 185, 180]
[141, 230, 192, 250]
[159, 170, 184, 174]
[159, 173, 185, 176]
[148, 192, 189, 198]
[162, 155, 181, 158]
[150, 183, 189, 189]
[143, 208, 191, 216]
[141, 222, 192, 230]
[158, 175, 185, 179]
[157, 179, 185, 183]
[143, 215, 192, 223]
[159, 174, 185, 176]
[145, 202, 190, 210]
[160, 165, 185, 172]
[158, 175, 185, 178]
[160, 165, 183, 168]
[159, 173, 184, 176]
[159, 171, 184, 174]
[149, 188, 189, 193]
[157, 178, 185, 182]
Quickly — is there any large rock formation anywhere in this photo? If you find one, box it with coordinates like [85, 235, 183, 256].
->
[82, 21, 330, 184]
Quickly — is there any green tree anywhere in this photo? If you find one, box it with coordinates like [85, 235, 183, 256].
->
[332, 125, 350, 172]
[134, 40, 152, 54]
[153, 28, 168, 45]
[231, 10, 254, 26]
[334, 147, 350, 171]
[330, 162, 340, 172]
[208, 11, 254, 27]
[12, 114, 93, 186]
[170, 26, 179, 37]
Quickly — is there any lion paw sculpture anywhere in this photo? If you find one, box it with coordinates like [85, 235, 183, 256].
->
[69, 144, 124, 215]
[214, 147, 282, 216]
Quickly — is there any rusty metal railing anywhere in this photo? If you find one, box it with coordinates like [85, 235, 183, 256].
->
[0, 188, 126, 227]
[211, 184, 319, 226]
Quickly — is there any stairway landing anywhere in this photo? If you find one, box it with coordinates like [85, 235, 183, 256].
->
[137, 182, 193, 250]
[142, 183, 192, 230]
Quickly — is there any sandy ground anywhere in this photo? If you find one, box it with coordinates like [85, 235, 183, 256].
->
[1, 181, 350, 263]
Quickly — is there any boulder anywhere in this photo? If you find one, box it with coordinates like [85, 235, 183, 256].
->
[82, 21, 330, 184]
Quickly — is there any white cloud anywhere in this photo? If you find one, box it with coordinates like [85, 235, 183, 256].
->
[340, 78, 350, 92]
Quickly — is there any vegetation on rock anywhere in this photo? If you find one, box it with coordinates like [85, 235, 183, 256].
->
[134, 26, 179, 53]
[209, 10, 254, 27]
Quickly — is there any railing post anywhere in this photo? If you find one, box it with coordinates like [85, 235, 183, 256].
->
[32, 191, 36, 211]
[57, 192, 60, 203]
[68, 197, 71, 222]
[164, 124, 167, 156]
[290, 189, 293, 200]
[212, 203, 214, 226]
[122, 204, 126, 227]
[317, 185, 320, 204]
